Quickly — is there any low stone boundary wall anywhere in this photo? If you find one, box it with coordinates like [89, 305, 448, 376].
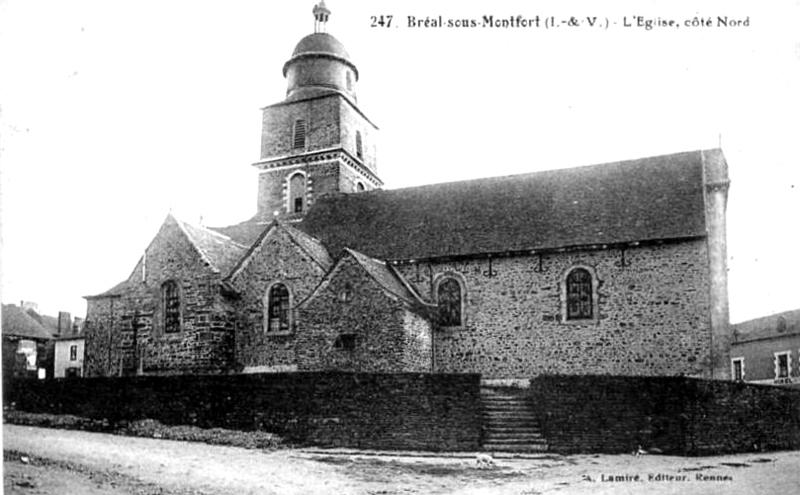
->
[4, 372, 481, 452]
[529, 375, 800, 455]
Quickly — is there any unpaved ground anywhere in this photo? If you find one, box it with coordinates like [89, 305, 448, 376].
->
[4, 424, 800, 494]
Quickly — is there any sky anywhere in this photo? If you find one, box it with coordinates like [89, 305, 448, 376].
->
[1, 0, 798, 323]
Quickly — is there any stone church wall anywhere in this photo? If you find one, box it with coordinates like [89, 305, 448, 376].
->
[297, 256, 431, 372]
[260, 95, 340, 159]
[231, 226, 329, 371]
[395, 239, 712, 379]
[339, 99, 377, 173]
[84, 219, 236, 377]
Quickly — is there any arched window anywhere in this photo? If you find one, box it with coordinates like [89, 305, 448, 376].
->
[437, 277, 462, 327]
[266, 283, 290, 333]
[162, 280, 181, 333]
[355, 131, 363, 160]
[355, 181, 365, 192]
[566, 268, 593, 320]
[288, 172, 306, 213]
[292, 119, 307, 149]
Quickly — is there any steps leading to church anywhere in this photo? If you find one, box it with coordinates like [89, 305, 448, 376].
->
[481, 388, 548, 453]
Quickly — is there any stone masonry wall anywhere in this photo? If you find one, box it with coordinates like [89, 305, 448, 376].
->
[529, 375, 800, 455]
[395, 239, 712, 378]
[260, 96, 340, 160]
[231, 225, 329, 371]
[339, 99, 377, 174]
[84, 217, 235, 377]
[403, 311, 433, 372]
[297, 256, 427, 372]
[5, 372, 482, 452]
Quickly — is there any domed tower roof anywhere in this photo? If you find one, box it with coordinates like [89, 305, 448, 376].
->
[282, 2, 359, 102]
[291, 32, 351, 60]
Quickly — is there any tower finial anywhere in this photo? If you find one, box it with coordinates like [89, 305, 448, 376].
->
[313, 1, 331, 33]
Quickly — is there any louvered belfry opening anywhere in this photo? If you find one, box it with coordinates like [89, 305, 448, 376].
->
[293, 119, 307, 149]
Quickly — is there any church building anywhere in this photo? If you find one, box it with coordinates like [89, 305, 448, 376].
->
[83, 2, 732, 380]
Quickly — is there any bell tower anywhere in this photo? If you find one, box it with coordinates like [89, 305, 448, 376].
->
[253, 2, 382, 222]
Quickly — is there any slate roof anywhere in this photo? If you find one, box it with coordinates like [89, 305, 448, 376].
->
[283, 224, 334, 269]
[2, 304, 54, 340]
[209, 221, 270, 249]
[175, 217, 248, 276]
[733, 309, 800, 344]
[298, 150, 712, 261]
[227, 222, 334, 281]
[346, 249, 433, 314]
[85, 279, 129, 299]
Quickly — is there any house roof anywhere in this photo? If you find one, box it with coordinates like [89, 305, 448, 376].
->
[2, 304, 54, 340]
[174, 217, 248, 276]
[298, 149, 712, 261]
[732, 309, 800, 344]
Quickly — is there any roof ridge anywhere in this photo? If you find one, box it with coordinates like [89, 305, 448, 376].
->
[172, 215, 222, 274]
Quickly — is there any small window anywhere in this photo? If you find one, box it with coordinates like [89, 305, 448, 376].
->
[267, 283, 290, 333]
[731, 357, 744, 381]
[355, 131, 363, 160]
[566, 268, 593, 320]
[334, 333, 357, 350]
[346, 71, 353, 91]
[437, 277, 463, 327]
[339, 284, 353, 303]
[775, 351, 791, 379]
[69, 345, 78, 361]
[162, 280, 181, 333]
[288, 172, 307, 213]
[293, 120, 307, 149]
[356, 182, 366, 192]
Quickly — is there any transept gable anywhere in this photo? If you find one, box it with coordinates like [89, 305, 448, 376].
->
[227, 221, 332, 286]
[298, 248, 434, 319]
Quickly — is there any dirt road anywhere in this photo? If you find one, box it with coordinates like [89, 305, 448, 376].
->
[4, 424, 800, 494]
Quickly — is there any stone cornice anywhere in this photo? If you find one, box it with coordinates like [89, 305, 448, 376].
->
[252, 148, 383, 187]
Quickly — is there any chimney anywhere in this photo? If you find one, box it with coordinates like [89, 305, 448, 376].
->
[58, 312, 73, 336]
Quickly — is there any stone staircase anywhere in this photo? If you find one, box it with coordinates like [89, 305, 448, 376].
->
[481, 388, 548, 452]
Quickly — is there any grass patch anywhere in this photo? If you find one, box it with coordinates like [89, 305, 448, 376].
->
[4, 410, 283, 451]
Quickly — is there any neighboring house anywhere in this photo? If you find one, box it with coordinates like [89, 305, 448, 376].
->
[730, 309, 800, 387]
[2, 304, 54, 379]
[54, 336, 85, 378]
[83, 3, 732, 380]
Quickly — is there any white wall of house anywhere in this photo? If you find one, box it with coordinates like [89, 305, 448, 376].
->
[54, 338, 85, 378]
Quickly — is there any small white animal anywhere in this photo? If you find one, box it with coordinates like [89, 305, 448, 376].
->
[476, 453, 495, 469]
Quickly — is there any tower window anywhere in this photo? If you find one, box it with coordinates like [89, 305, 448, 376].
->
[566, 268, 593, 320]
[355, 131, 363, 160]
[293, 120, 307, 149]
[266, 283, 291, 333]
[346, 71, 353, 91]
[288, 172, 307, 213]
[162, 280, 181, 333]
[437, 277, 463, 327]
[356, 182, 366, 192]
